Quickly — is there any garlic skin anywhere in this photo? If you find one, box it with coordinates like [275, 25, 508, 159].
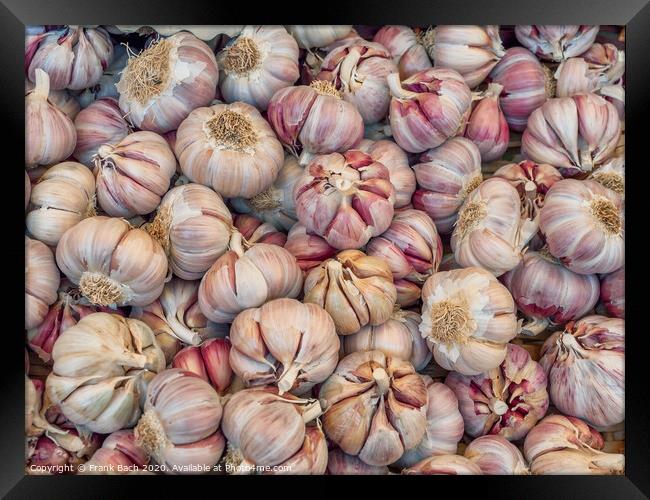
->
[287, 26, 353, 49]
[294, 151, 396, 250]
[73, 98, 131, 167]
[82, 430, 150, 474]
[46, 312, 165, 434]
[319, 351, 428, 466]
[26, 26, 114, 90]
[233, 214, 287, 246]
[56, 216, 168, 307]
[26, 162, 96, 247]
[199, 232, 303, 323]
[172, 338, 233, 394]
[218, 26, 299, 111]
[402, 454, 482, 475]
[419, 267, 519, 375]
[515, 25, 600, 62]
[26, 69, 77, 168]
[25, 79, 80, 120]
[492, 160, 563, 211]
[589, 155, 625, 196]
[540, 179, 624, 275]
[387, 68, 472, 153]
[283, 223, 337, 272]
[327, 449, 389, 475]
[145, 184, 232, 280]
[488, 47, 549, 132]
[26, 436, 82, 474]
[25, 171, 31, 210]
[135, 369, 225, 473]
[412, 137, 482, 234]
[599, 267, 624, 318]
[25, 236, 60, 330]
[261, 425, 328, 475]
[464, 435, 529, 475]
[304, 250, 397, 335]
[555, 44, 625, 98]
[464, 83, 509, 162]
[373, 26, 432, 80]
[176, 101, 284, 198]
[426, 25, 505, 88]
[539, 315, 624, 427]
[522, 94, 621, 177]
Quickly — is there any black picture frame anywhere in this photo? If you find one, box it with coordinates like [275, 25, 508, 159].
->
[3, 1, 648, 497]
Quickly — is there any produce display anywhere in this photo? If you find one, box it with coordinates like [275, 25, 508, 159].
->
[24, 24, 625, 476]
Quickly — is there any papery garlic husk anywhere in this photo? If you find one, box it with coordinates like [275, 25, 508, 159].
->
[26, 236, 60, 330]
[402, 454, 482, 475]
[539, 315, 624, 427]
[233, 214, 287, 246]
[555, 43, 625, 98]
[230, 155, 302, 231]
[172, 338, 233, 395]
[373, 26, 432, 80]
[199, 232, 303, 323]
[81, 430, 151, 474]
[217, 26, 299, 111]
[283, 223, 337, 272]
[464, 435, 530, 475]
[446, 343, 549, 441]
[412, 137, 482, 234]
[117, 32, 218, 133]
[229, 298, 339, 395]
[26, 69, 77, 168]
[176, 101, 284, 198]
[93, 131, 176, 217]
[267, 81, 364, 165]
[539, 179, 624, 275]
[287, 25, 353, 49]
[599, 83, 625, 120]
[56, 216, 168, 307]
[25, 79, 80, 120]
[488, 47, 549, 132]
[26, 26, 114, 90]
[73, 97, 131, 166]
[319, 350, 428, 466]
[326, 448, 389, 475]
[599, 266, 624, 318]
[46, 312, 165, 434]
[304, 250, 397, 335]
[452, 177, 536, 276]
[294, 151, 396, 250]
[589, 155, 625, 196]
[135, 369, 225, 473]
[420, 266, 519, 375]
[522, 93, 621, 177]
[395, 375, 464, 468]
[515, 25, 600, 62]
[145, 183, 232, 280]
[464, 82, 509, 162]
[387, 68, 472, 153]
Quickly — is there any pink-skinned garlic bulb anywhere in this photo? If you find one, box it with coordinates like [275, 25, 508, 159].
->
[25, 236, 60, 330]
[419, 267, 519, 375]
[81, 430, 150, 474]
[515, 25, 600, 62]
[464, 83, 509, 162]
[446, 343, 549, 441]
[172, 338, 233, 395]
[599, 266, 624, 318]
[326, 449, 389, 475]
[283, 223, 337, 272]
[402, 454, 482, 475]
[464, 435, 529, 475]
[117, 33, 218, 133]
[373, 26, 432, 80]
[287, 25, 353, 49]
[539, 315, 624, 427]
[555, 43, 625, 98]
[540, 179, 624, 275]
[387, 68, 472, 153]
[232, 214, 287, 246]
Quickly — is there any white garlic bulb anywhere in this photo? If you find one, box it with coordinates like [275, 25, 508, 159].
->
[465, 435, 530, 475]
[25, 236, 60, 330]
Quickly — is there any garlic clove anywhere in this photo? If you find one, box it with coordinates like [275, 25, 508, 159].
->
[358, 397, 404, 466]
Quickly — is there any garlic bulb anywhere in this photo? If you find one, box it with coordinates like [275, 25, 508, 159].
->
[287, 25, 353, 49]
[26, 26, 113, 90]
[319, 351, 428, 466]
[82, 430, 149, 474]
[464, 435, 529, 475]
[117, 33, 218, 133]
[452, 177, 536, 276]
[26, 69, 77, 168]
[233, 214, 287, 246]
[387, 68, 472, 153]
[294, 151, 396, 250]
[373, 26, 432, 79]
[229, 298, 339, 394]
[488, 47, 550, 132]
[425, 25, 505, 88]
[229, 155, 302, 231]
[395, 376, 464, 468]
[589, 155, 625, 196]
[539, 315, 624, 427]
[172, 338, 233, 395]
[515, 25, 600, 62]
[25, 79, 80, 119]
[540, 179, 624, 275]
[326, 449, 389, 475]
[464, 83, 509, 162]
[145, 183, 232, 280]
[73, 98, 130, 167]
[420, 267, 519, 375]
[402, 454, 482, 475]
[555, 43, 625, 98]
[94, 131, 177, 217]
[304, 250, 397, 335]
[267, 81, 364, 165]
[260, 426, 328, 475]
[199, 232, 303, 323]
[217, 26, 299, 111]
[283, 223, 336, 272]
[600, 266, 624, 318]
[26, 161, 96, 247]
[175, 101, 284, 198]
[135, 369, 225, 473]
[446, 343, 549, 440]
[412, 137, 482, 234]
[25, 236, 60, 330]
[46, 312, 165, 433]
[56, 216, 168, 307]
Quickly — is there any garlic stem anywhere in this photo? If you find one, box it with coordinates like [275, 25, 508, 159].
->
[301, 399, 323, 423]
[520, 317, 550, 336]
[387, 73, 417, 99]
[579, 148, 594, 172]
[165, 313, 202, 345]
[33, 69, 50, 99]
[228, 231, 246, 257]
[298, 150, 315, 166]
[488, 398, 508, 416]
[373, 367, 391, 396]
[277, 363, 302, 395]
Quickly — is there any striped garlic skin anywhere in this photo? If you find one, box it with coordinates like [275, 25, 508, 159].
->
[402, 454, 482, 475]
[492, 160, 563, 202]
[172, 338, 232, 394]
[515, 25, 599, 62]
[600, 266, 624, 318]
[287, 25, 353, 49]
[555, 46, 624, 99]
[283, 223, 336, 272]
[25, 79, 80, 120]
[26, 162, 96, 247]
[261, 426, 328, 475]
[233, 214, 287, 246]
[539, 315, 624, 427]
[464, 83, 509, 162]
[373, 26, 432, 80]
[464, 435, 529, 475]
[81, 430, 149, 474]
[326, 449, 389, 475]
[25, 236, 60, 330]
